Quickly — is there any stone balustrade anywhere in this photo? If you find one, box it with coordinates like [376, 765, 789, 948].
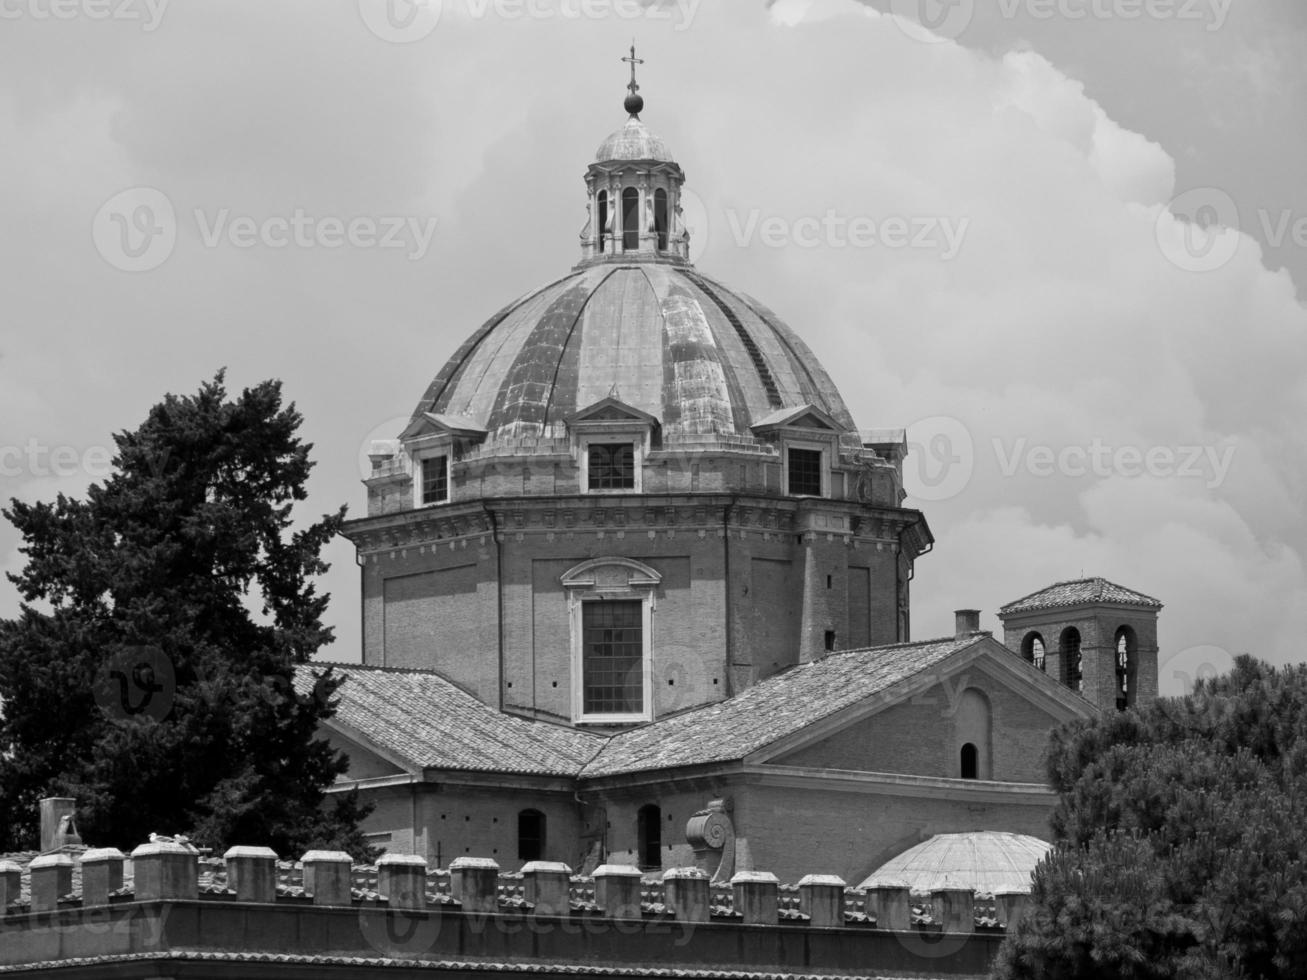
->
[0, 844, 1028, 935]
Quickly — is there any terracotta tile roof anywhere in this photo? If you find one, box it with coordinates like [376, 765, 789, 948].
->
[296, 664, 607, 777]
[581, 635, 987, 779]
[0, 950, 978, 979]
[999, 577, 1162, 615]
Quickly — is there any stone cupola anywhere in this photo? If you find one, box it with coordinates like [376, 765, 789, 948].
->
[578, 45, 691, 265]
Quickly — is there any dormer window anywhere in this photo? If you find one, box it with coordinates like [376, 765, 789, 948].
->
[421, 455, 449, 506]
[752, 405, 841, 500]
[398, 412, 488, 512]
[567, 397, 658, 495]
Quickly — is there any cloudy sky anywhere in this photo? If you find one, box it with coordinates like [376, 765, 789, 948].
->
[1, 0, 1304, 695]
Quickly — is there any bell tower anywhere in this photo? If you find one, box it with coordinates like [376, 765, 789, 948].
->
[997, 578, 1162, 712]
[578, 46, 691, 265]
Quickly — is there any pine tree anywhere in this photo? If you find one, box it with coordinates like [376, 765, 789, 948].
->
[995, 657, 1307, 980]
[0, 373, 373, 859]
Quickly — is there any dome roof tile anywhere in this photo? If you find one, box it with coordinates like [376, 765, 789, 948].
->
[595, 117, 675, 163]
[411, 265, 858, 448]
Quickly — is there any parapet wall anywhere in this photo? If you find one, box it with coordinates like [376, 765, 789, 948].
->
[0, 844, 1024, 978]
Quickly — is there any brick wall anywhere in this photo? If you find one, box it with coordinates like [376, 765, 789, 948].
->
[354, 495, 920, 720]
[1001, 604, 1159, 712]
[357, 783, 586, 871]
[774, 663, 1062, 783]
[736, 781, 1055, 885]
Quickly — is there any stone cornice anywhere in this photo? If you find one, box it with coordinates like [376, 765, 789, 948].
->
[343, 494, 929, 554]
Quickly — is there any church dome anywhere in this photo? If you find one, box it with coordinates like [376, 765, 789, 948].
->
[858, 833, 1053, 896]
[409, 263, 858, 446]
[595, 117, 675, 163]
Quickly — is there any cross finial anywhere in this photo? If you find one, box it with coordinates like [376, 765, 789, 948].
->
[622, 42, 645, 117]
[623, 42, 643, 96]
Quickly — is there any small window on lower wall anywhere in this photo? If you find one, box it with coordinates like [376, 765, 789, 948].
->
[420, 455, 449, 506]
[787, 447, 823, 496]
[961, 743, 979, 780]
[637, 804, 662, 870]
[518, 809, 545, 862]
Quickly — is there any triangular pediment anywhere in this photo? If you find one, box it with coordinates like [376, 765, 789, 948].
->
[399, 412, 488, 443]
[751, 404, 840, 434]
[566, 397, 660, 427]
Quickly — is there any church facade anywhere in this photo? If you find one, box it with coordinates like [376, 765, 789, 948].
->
[309, 64, 1163, 888]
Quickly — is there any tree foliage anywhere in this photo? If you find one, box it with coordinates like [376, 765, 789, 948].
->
[0, 373, 373, 859]
[995, 656, 1307, 980]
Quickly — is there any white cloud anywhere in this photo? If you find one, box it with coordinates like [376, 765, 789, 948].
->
[0, 2, 1303, 683]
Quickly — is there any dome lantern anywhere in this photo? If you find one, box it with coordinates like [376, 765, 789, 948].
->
[579, 45, 691, 266]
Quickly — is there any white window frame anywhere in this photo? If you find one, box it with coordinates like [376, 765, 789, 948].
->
[562, 558, 660, 725]
[409, 437, 454, 509]
[783, 439, 829, 499]
[578, 430, 647, 495]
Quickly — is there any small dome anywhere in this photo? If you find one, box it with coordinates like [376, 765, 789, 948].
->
[595, 117, 674, 164]
[859, 832, 1053, 895]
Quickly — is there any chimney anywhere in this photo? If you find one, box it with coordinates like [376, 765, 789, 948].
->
[954, 610, 982, 638]
[39, 798, 81, 852]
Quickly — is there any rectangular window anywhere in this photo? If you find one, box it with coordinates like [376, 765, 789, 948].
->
[421, 455, 449, 505]
[588, 443, 636, 491]
[582, 600, 643, 715]
[788, 447, 823, 496]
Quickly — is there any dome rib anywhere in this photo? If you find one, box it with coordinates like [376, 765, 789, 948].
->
[539, 266, 629, 429]
[683, 271, 784, 412]
[488, 269, 621, 437]
[415, 274, 580, 423]
[742, 296, 858, 432]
